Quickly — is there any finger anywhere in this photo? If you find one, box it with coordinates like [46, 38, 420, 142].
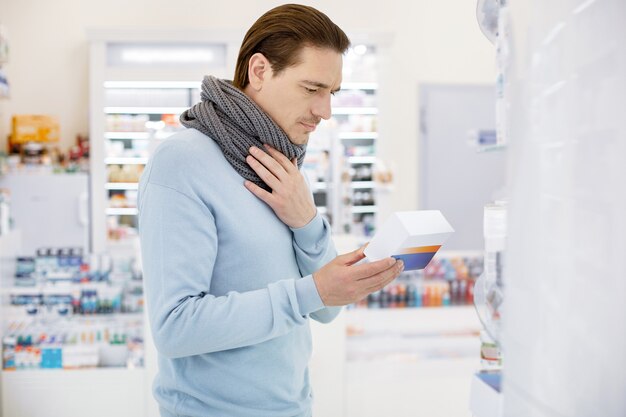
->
[358, 261, 399, 285]
[351, 257, 398, 280]
[364, 273, 396, 294]
[249, 146, 288, 179]
[244, 180, 275, 205]
[364, 261, 404, 291]
[263, 144, 298, 174]
[336, 245, 367, 266]
[246, 154, 280, 190]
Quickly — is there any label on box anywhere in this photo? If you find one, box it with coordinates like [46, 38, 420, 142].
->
[364, 210, 454, 270]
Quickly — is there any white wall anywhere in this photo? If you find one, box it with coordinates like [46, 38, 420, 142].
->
[0, 0, 495, 213]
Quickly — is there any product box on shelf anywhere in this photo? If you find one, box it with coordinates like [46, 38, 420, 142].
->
[364, 210, 454, 270]
[10, 114, 60, 145]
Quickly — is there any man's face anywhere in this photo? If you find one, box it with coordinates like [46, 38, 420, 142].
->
[250, 46, 343, 145]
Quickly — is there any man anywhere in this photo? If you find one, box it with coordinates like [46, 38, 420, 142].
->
[138, 4, 403, 417]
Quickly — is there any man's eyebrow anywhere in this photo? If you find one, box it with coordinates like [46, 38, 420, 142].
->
[302, 80, 341, 93]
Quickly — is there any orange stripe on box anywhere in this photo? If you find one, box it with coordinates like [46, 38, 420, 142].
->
[398, 245, 441, 255]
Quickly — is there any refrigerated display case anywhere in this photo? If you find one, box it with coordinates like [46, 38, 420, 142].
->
[88, 29, 241, 253]
[101, 81, 201, 245]
[90, 35, 387, 251]
[89, 32, 385, 249]
[305, 44, 382, 235]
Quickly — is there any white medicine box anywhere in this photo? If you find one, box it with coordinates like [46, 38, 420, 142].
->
[364, 210, 454, 270]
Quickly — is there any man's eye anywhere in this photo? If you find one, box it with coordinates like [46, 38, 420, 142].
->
[305, 87, 318, 94]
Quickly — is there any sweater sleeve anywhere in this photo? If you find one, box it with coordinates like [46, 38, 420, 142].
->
[138, 180, 321, 359]
[290, 213, 343, 324]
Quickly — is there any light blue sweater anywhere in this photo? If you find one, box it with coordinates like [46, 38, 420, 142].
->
[138, 128, 340, 417]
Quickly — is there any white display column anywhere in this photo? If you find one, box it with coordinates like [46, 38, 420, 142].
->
[503, 1, 626, 416]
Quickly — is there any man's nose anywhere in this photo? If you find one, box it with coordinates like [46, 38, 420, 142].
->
[312, 92, 332, 120]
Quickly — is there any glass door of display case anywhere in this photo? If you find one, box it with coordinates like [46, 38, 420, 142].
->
[305, 44, 382, 235]
[89, 30, 240, 253]
[91, 36, 386, 248]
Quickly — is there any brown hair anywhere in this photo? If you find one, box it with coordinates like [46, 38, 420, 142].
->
[233, 4, 351, 89]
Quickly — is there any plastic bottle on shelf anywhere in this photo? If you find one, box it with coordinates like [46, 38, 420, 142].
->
[406, 283, 416, 307]
[433, 284, 442, 307]
[450, 280, 459, 305]
[368, 290, 380, 309]
[422, 284, 430, 307]
[414, 281, 423, 308]
[459, 280, 467, 305]
[441, 283, 451, 307]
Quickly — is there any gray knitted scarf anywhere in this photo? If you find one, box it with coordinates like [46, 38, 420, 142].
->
[179, 76, 306, 191]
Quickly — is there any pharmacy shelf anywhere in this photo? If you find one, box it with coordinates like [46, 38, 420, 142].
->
[341, 82, 378, 90]
[105, 208, 138, 216]
[350, 181, 375, 189]
[104, 106, 187, 115]
[104, 131, 176, 140]
[338, 132, 378, 140]
[313, 182, 375, 191]
[105, 182, 139, 190]
[104, 157, 148, 165]
[477, 143, 507, 153]
[351, 206, 377, 214]
[345, 306, 480, 335]
[1, 303, 144, 322]
[105, 132, 150, 140]
[347, 156, 377, 164]
[332, 107, 378, 116]
[344, 306, 482, 364]
[104, 81, 200, 89]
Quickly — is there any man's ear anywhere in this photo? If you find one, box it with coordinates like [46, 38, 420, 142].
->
[248, 53, 272, 91]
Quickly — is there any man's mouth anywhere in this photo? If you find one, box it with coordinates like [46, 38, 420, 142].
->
[300, 121, 317, 132]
